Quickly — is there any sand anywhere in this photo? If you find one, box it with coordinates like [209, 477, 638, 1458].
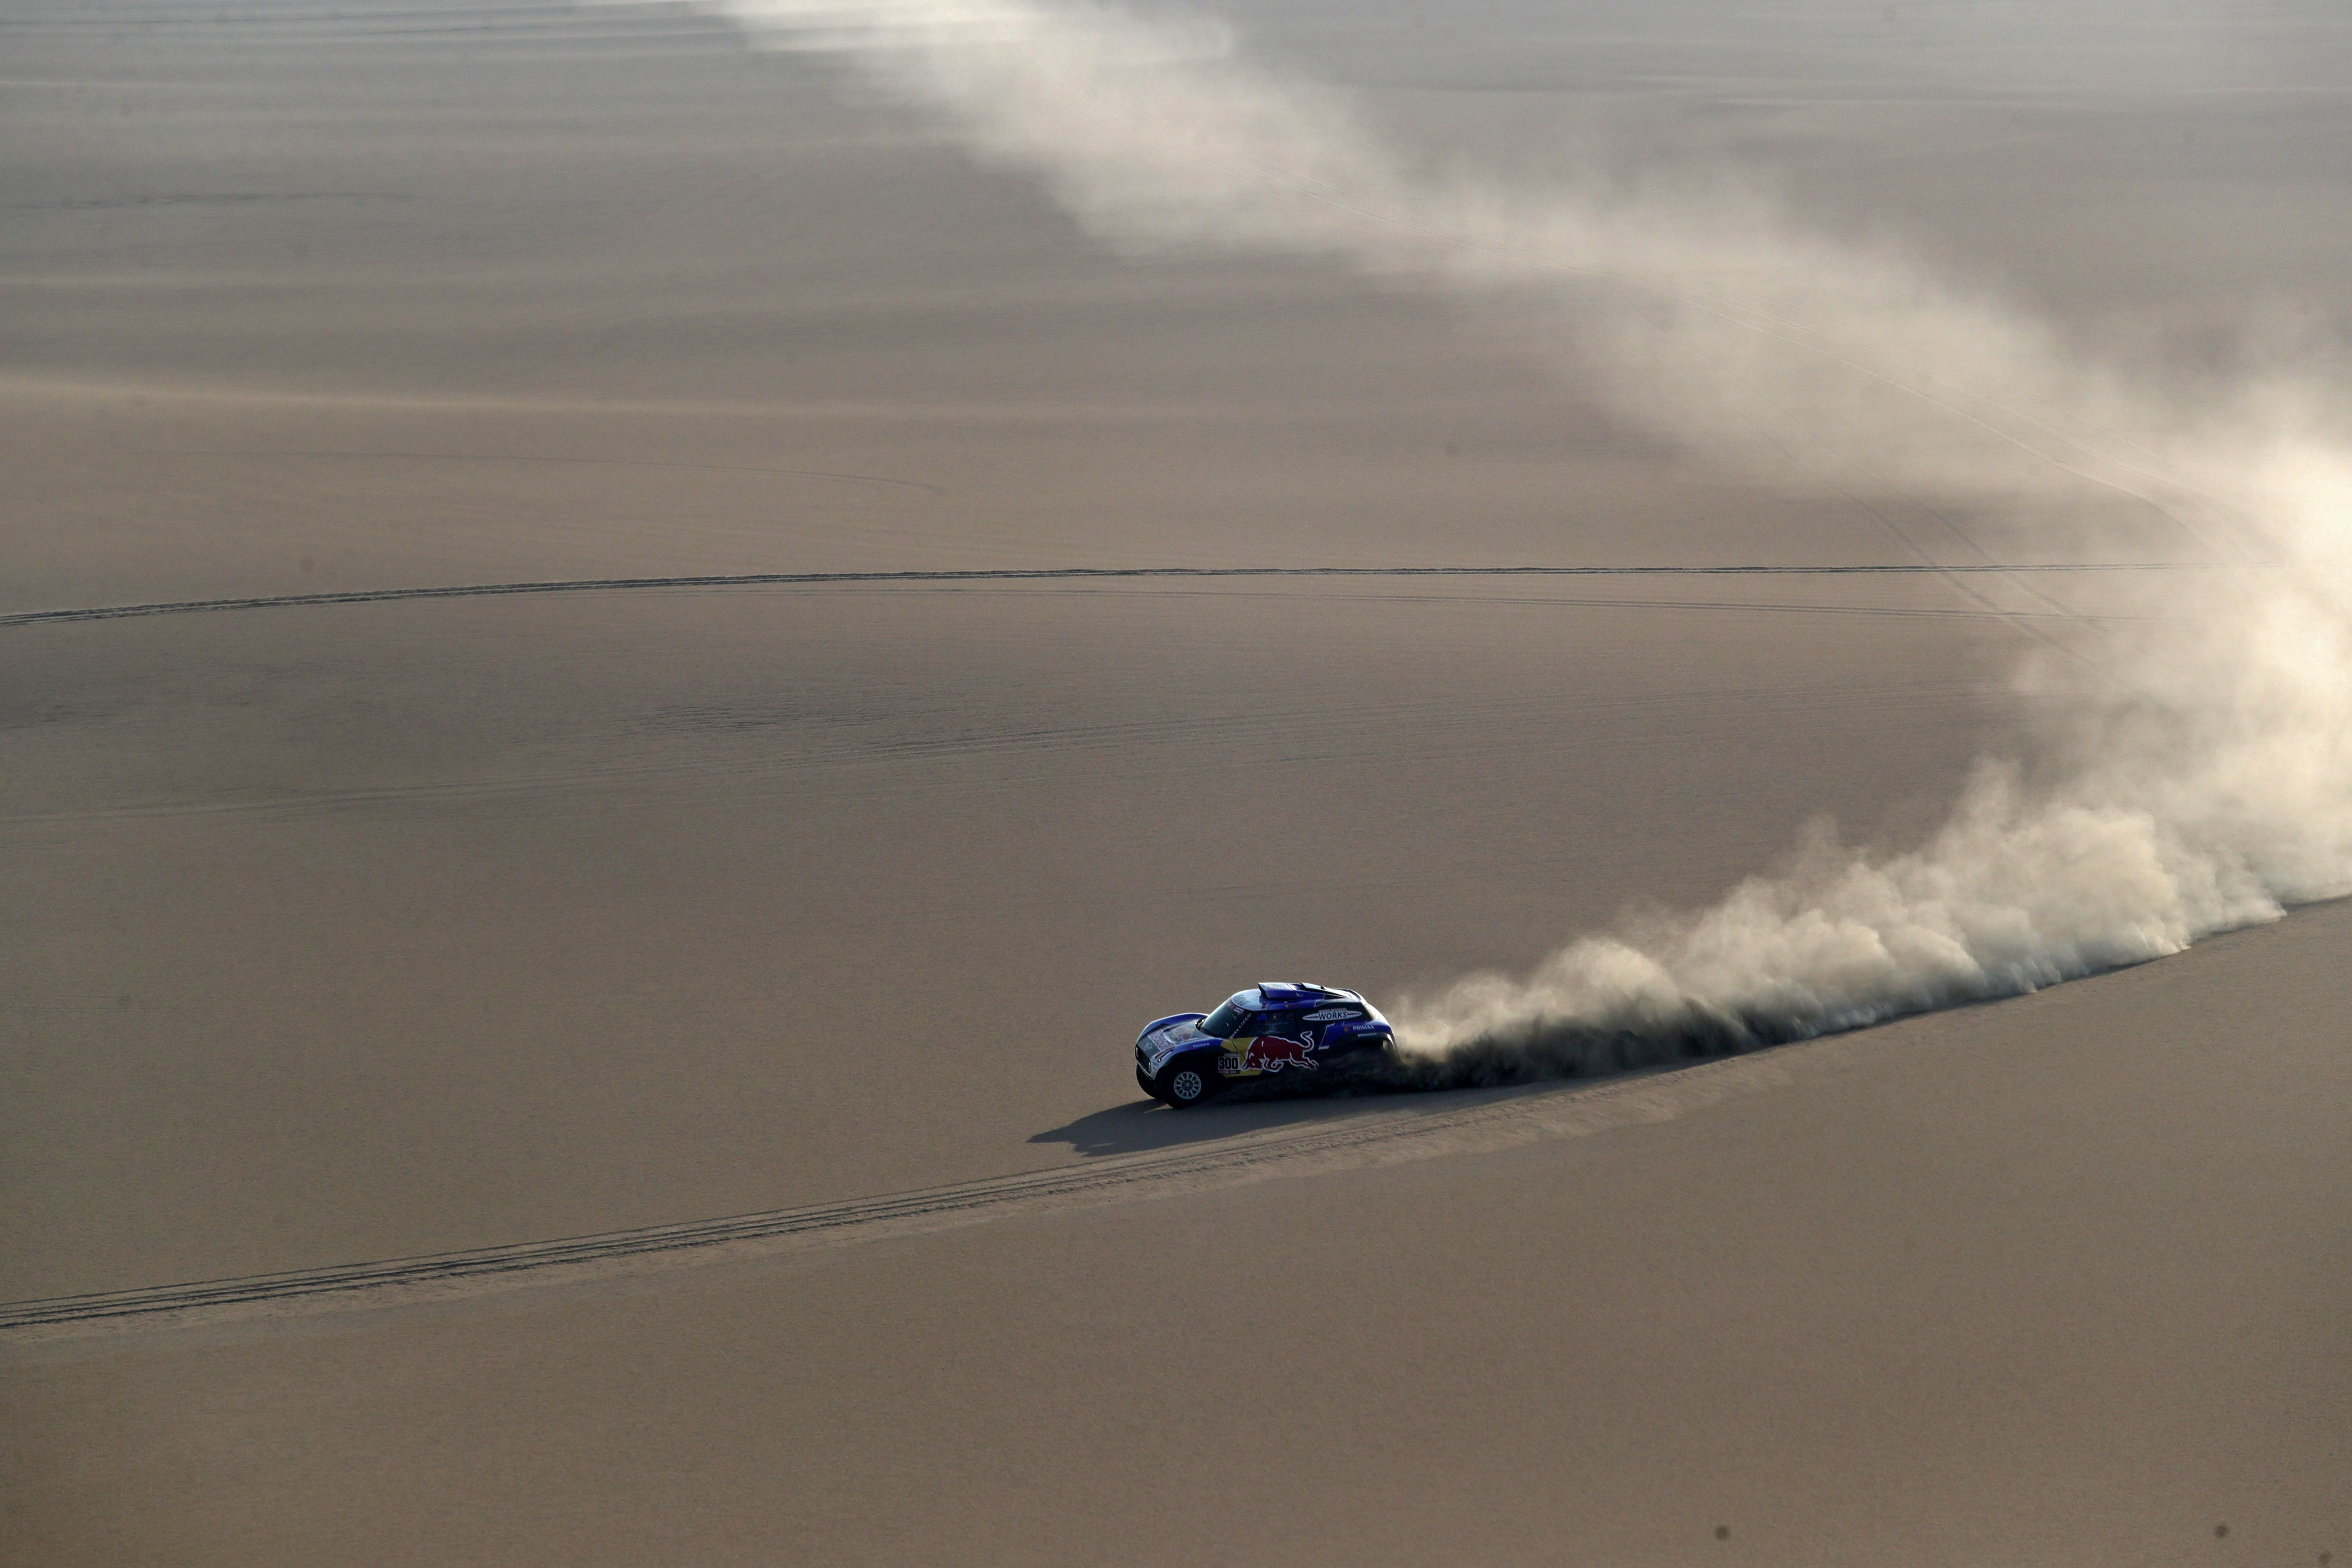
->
[3, 1, 2346, 1562]
[10, 904, 2350, 1564]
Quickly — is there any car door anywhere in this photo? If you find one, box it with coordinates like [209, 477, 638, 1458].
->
[1229, 1011, 1313, 1074]
[1301, 1003, 1372, 1056]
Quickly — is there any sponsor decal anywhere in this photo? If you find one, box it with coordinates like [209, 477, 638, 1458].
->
[1302, 1008, 1363, 1022]
[1237, 1034, 1317, 1073]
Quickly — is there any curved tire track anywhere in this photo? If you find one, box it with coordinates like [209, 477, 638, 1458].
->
[0, 1047, 1817, 1342]
[0, 562, 2215, 632]
[167, 450, 949, 496]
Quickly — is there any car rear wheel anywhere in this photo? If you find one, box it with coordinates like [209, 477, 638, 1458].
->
[1154, 1053, 1222, 1109]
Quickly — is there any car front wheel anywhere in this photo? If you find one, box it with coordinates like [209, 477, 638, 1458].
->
[1154, 1053, 1222, 1109]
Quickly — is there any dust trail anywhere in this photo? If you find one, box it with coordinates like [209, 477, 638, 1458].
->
[680, 0, 2352, 1063]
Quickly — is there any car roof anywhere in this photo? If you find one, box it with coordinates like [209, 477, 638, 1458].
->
[1246, 981, 1348, 1008]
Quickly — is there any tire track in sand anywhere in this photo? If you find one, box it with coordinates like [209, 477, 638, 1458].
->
[0, 1044, 1828, 1344]
[0, 563, 2217, 632]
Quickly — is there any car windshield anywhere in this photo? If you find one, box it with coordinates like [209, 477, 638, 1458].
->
[1195, 994, 1260, 1038]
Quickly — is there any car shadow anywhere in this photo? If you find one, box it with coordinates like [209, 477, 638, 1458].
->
[1029, 1046, 1792, 1159]
[1029, 1086, 1413, 1158]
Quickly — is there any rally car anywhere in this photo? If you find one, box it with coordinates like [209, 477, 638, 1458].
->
[1134, 982, 1396, 1108]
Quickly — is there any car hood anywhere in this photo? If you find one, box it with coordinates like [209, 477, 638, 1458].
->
[1137, 1015, 1214, 1073]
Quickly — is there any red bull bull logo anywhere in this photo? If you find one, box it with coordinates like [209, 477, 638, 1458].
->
[1236, 1033, 1317, 1074]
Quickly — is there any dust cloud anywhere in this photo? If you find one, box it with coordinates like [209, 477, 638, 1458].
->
[681, 0, 2352, 1064]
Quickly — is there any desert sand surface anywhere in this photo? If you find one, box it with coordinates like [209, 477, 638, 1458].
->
[8, 902, 2349, 1565]
[3, 1, 2348, 1563]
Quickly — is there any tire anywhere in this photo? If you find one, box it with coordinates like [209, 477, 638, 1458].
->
[1153, 1052, 1223, 1109]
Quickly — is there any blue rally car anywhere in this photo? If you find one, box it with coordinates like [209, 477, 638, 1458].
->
[1134, 982, 1396, 1108]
